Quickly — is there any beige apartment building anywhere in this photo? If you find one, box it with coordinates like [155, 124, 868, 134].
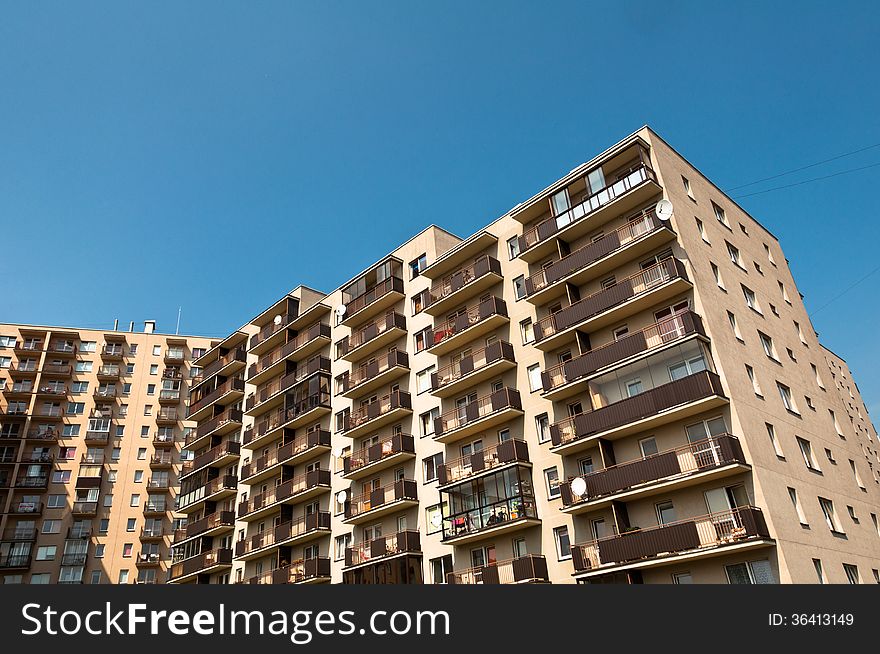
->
[3, 126, 879, 585]
[0, 321, 214, 584]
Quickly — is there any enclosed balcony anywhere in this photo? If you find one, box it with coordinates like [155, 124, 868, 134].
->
[72, 501, 98, 516]
[433, 388, 523, 444]
[339, 259, 405, 327]
[244, 357, 330, 416]
[560, 434, 750, 513]
[234, 512, 331, 560]
[447, 554, 549, 584]
[342, 479, 418, 524]
[2, 526, 37, 542]
[438, 438, 530, 487]
[550, 369, 728, 457]
[173, 510, 236, 544]
[422, 255, 504, 317]
[93, 386, 118, 401]
[430, 341, 516, 398]
[168, 548, 233, 583]
[0, 552, 32, 570]
[163, 348, 186, 365]
[338, 390, 412, 440]
[186, 407, 243, 450]
[188, 378, 245, 422]
[247, 322, 331, 385]
[336, 350, 410, 399]
[158, 388, 181, 405]
[336, 311, 407, 362]
[100, 343, 125, 361]
[426, 296, 508, 356]
[342, 433, 416, 480]
[155, 407, 181, 425]
[143, 501, 168, 517]
[525, 209, 675, 304]
[177, 475, 238, 513]
[242, 391, 332, 450]
[533, 258, 692, 352]
[180, 440, 241, 480]
[239, 430, 332, 485]
[237, 470, 331, 522]
[571, 506, 773, 579]
[344, 530, 421, 569]
[8, 500, 43, 516]
[153, 431, 177, 449]
[515, 143, 660, 264]
[542, 310, 707, 401]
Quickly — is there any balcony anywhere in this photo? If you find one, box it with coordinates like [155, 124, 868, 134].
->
[143, 502, 168, 517]
[340, 276, 406, 328]
[100, 344, 125, 361]
[140, 526, 167, 541]
[194, 347, 247, 388]
[447, 554, 549, 584]
[550, 370, 727, 456]
[84, 429, 112, 445]
[8, 500, 43, 516]
[517, 160, 660, 264]
[339, 390, 412, 440]
[427, 296, 509, 356]
[272, 558, 331, 584]
[136, 551, 162, 567]
[3, 383, 33, 399]
[96, 365, 121, 381]
[337, 350, 410, 399]
[560, 434, 750, 513]
[430, 341, 516, 398]
[237, 470, 331, 522]
[239, 429, 331, 484]
[533, 258, 691, 351]
[168, 548, 233, 583]
[149, 452, 174, 468]
[93, 387, 118, 401]
[433, 388, 523, 444]
[153, 432, 176, 448]
[39, 363, 72, 378]
[342, 479, 418, 525]
[187, 407, 243, 450]
[7, 362, 38, 377]
[234, 512, 332, 560]
[243, 392, 332, 450]
[0, 554, 32, 570]
[244, 357, 330, 416]
[423, 255, 504, 317]
[75, 471, 103, 489]
[2, 527, 37, 541]
[155, 407, 181, 425]
[188, 378, 245, 421]
[0, 406, 29, 419]
[247, 323, 331, 385]
[147, 477, 171, 491]
[72, 501, 98, 516]
[174, 511, 236, 544]
[162, 368, 186, 381]
[48, 342, 77, 357]
[177, 475, 238, 513]
[164, 349, 186, 365]
[336, 311, 407, 362]
[525, 210, 675, 304]
[343, 433, 416, 480]
[571, 506, 773, 579]
[25, 428, 60, 442]
[438, 438, 530, 487]
[542, 311, 707, 401]
[344, 530, 421, 569]
[158, 388, 181, 405]
[249, 312, 298, 355]
[180, 440, 241, 479]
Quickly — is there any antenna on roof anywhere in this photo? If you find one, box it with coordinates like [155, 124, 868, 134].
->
[176, 307, 182, 335]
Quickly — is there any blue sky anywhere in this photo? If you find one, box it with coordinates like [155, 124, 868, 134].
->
[1, 1, 878, 412]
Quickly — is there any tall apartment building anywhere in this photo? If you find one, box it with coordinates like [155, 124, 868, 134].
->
[4, 126, 879, 585]
[0, 322, 215, 584]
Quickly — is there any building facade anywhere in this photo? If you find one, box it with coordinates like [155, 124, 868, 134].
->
[3, 126, 879, 585]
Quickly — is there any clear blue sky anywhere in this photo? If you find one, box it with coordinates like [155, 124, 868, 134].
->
[1, 1, 878, 412]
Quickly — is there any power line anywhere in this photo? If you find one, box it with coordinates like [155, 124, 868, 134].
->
[809, 262, 880, 317]
[725, 142, 880, 191]
[731, 161, 880, 199]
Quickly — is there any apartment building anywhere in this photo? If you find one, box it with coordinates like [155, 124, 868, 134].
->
[0, 321, 215, 584]
[5, 126, 879, 586]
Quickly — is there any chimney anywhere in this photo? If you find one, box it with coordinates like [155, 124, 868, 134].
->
[113, 319, 119, 331]
[144, 320, 156, 334]
[129, 321, 135, 332]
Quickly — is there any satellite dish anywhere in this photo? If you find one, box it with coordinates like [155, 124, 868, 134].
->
[336, 490, 348, 504]
[655, 199, 674, 222]
[273, 314, 282, 326]
[570, 476, 587, 497]
[430, 513, 442, 528]
[335, 305, 347, 319]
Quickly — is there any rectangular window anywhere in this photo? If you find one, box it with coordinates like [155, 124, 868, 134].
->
[843, 564, 860, 585]
[506, 236, 520, 259]
[520, 319, 534, 344]
[423, 453, 443, 482]
[742, 285, 760, 313]
[544, 467, 560, 499]
[712, 201, 729, 227]
[813, 559, 825, 584]
[766, 423, 784, 458]
[553, 526, 571, 560]
[787, 487, 808, 526]
[797, 437, 819, 471]
[746, 365, 762, 397]
[416, 367, 434, 394]
[535, 413, 550, 443]
[778, 382, 798, 413]
[430, 555, 454, 584]
[725, 560, 774, 584]
[818, 497, 842, 533]
[513, 275, 526, 300]
[419, 408, 439, 437]
[527, 364, 542, 392]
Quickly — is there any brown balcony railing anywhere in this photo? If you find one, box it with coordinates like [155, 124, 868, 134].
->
[237, 470, 331, 517]
[169, 548, 232, 580]
[535, 258, 688, 342]
[101, 344, 125, 358]
[159, 389, 181, 403]
[434, 388, 521, 436]
[143, 501, 167, 515]
[150, 452, 174, 466]
[245, 357, 330, 411]
[234, 512, 331, 557]
[336, 312, 406, 358]
[188, 378, 245, 415]
[244, 392, 331, 444]
[542, 311, 706, 392]
[249, 313, 297, 351]
[93, 388, 118, 399]
[181, 440, 241, 476]
[431, 341, 515, 392]
[178, 475, 237, 510]
[428, 296, 507, 350]
[191, 407, 243, 442]
[550, 370, 725, 447]
[136, 551, 162, 566]
[343, 433, 415, 475]
[272, 557, 331, 584]
[240, 430, 331, 480]
[560, 434, 747, 507]
[200, 347, 246, 381]
[438, 438, 529, 486]
[36, 384, 66, 396]
[571, 506, 771, 571]
[338, 350, 409, 394]
[72, 501, 98, 515]
[147, 477, 171, 490]
[96, 364, 121, 379]
[156, 407, 181, 423]
[248, 323, 331, 380]
[39, 363, 71, 376]
[519, 162, 657, 253]
[427, 255, 502, 306]
[447, 554, 549, 584]
[344, 276, 405, 321]
[48, 342, 76, 356]
[341, 390, 412, 433]
[344, 479, 418, 520]
[153, 432, 176, 447]
[140, 526, 166, 539]
[176, 510, 236, 542]
[345, 530, 420, 567]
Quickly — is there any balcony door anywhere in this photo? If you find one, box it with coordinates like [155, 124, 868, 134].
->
[551, 189, 571, 228]
[685, 417, 727, 468]
[704, 485, 750, 539]
[652, 301, 690, 345]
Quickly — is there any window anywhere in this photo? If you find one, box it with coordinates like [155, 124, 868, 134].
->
[99, 519, 109, 535]
[682, 176, 694, 200]
[513, 275, 526, 300]
[103, 494, 113, 507]
[149, 364, 158, 375]
[553, 526, 571, 560]
[95, 544, 106, 558]
[42, 520, 60, 534]
[818, 497, 843, 533]
[764, 423, 783, 458]
[712, 201, 729, 227]
[778, 382, 798, 413]
[422, 453, 443, 482]
[419, 408, 439, 437]
[742, 285, 760, 313]
[672, 572, 693, 584]
[787, 487, 808, 526]
[74, 361, 93, 373]
[334, 534, 352, 561]
[133, 470, 144, 483]
[796, 437, 819, 471]
[67, 402, 85, 415]
[152, 345, 161, 356]
[849, 460, 866, 490]
[656, 501, 677, 524]
[696, 217, 709, 243]
[639, 437, 659, 457]
[425, 504, 445, 536]
[745, 365, 763, 397]
[122, 543, 133, 558]
[130, 494, 141, 507]
[535, 413, 550, 443]
[430, 555, 453, 584]
[753, 261, 762, 275]
[527, 364, 542, 392]
[36, 546, 57, 561]
[544, 467, 560, 499]
[811, 364, 825, 389]
[0, 335, 16, 347]
[711, 262, 725, 290]
[843, 564, 860, 585]
[0, 356, 10, 368]
[519, 319, 534, 344]
[51, 470, 71, 483]
[416, 367, 434, 394]
[830, 410, 844, 438]
[47, 494, 65, 508]
[727, 312, 743, 341]
[505, 235, 521, 260]
[126, 518, 136, 532]
[779, 281, 791, 304]
[143, 404, 153, 416]
[62, 424, 80, 437]
[413, 327, 431, 353]
[725, 560, 774, 584]
[726, 241, 743, 268]
[847, 505, 859, 523]
[71, 381, 88, 394]
[409, 254, 427, 279]
[758, 332, 778, 361]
